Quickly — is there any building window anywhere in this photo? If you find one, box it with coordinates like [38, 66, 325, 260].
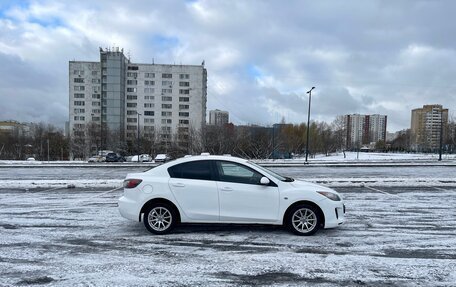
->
[144, 95, 155, 100]
[179, 82, 190, 87]
[128, 66, 139, 70]
[92, 102, 100, 106]
[127, 118, 137, 123]
[144, 103, 154, 108]
[127, 103, 137, 108]
[162, 96, 172, 101]
[179, 119, 189, 124]
[179, 74, 189, 79]
[127, 88, 137, 93]
[162, 73, 172, 78]
[162, 80, 173, 86]
[127, 95, 137, 100]
[179, 112, 189, 117]
[127, 125, 136, 130]
[145, 73, 155, 78]
[74, 93, 85, 99]
[127, 110, 136, 115]
[74, 78, 84, 83]
[162, 111, 172, 117]
[161, 126, 172, 133]
[92, 94, 100, 99]
[162, 89, 172, 94]
[91, 79, 100, 84]
[179, 97, 189, 102]
[179, 105, 189, 109]
[74, 108, 85, 113]
[73, 70, 85, 75]
[92, 86, 100, 92]
[74, 116, 85, 121]
[74, 86, 85, 91]
[179, 89, 190, 95]
[127, 72, 138, 77]
[144, 118, 154, 123]
[161, 119, 172, 124]
[127, 80, 137, 85]
[144, 111, 154, 116]
[162, 104, 172, 109]
[145, 80, 155, 86]
[92, 109, 100, 114]
[144, 88, 155, 93]
[74, 101, 85, 106]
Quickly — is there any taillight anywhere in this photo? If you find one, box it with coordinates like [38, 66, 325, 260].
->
[123, 179, 142, 189]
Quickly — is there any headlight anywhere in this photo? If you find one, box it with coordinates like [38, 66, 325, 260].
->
[317, 191, 341, 201]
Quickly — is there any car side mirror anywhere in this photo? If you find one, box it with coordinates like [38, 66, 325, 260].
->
[260, 177, 270, 185]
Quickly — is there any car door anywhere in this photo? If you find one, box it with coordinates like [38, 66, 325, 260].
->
[215, 161, 279, 223]
[168, 160, 219, 221]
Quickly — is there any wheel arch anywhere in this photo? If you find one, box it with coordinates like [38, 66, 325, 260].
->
[283, 200, 325, 227]
[139, 198, 181, 223]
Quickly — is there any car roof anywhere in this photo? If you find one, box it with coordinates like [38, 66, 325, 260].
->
[171, 155, 248, 165]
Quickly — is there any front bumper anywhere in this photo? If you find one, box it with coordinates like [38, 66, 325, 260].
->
[320, 199, 345, 229]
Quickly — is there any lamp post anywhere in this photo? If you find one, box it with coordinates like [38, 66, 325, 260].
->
[305, 87, 315, 163]
[137, 112, 141, 162]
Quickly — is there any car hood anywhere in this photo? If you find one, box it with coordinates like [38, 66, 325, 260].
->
[286, 179, 335, 193]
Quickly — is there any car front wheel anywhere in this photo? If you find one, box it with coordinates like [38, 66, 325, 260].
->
[143, 204, 177, 235]
[286, 204, 321, 236]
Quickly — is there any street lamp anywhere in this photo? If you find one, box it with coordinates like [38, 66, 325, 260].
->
[136, 112, 141, 162]
[305, 87, 315, 163]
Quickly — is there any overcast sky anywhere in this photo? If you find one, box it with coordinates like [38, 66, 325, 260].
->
[1, 0, 455, 132]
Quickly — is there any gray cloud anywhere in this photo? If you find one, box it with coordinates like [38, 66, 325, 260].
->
[1, 0, 455, 131]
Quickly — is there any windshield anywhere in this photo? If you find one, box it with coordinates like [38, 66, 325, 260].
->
[248, 161, 293, 182]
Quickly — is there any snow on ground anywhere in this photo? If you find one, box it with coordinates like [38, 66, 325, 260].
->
[0, 186, 455, 286]
[2, 177, 456, 190]
[1, 152, 455, 166]
[310, 151, 456, 161]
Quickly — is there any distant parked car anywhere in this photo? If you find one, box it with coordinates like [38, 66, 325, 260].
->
[154, 154, 171, 163]
[88, 155, 104, 162]
[105, 153, 125, 162]
[131, 154, 151, 162]
[119, 155, 345, 235]
[26, 157, 35, 161]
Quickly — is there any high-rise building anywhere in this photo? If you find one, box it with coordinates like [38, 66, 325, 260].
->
[69, 47, 207, 153]
[411, 104, 448, 151]
[344, 114, 387, 149]
[208, 109, 229, 126]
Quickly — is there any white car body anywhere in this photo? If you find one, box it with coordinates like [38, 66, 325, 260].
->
[119, 155, 345, 235]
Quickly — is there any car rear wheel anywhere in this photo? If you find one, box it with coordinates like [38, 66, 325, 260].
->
[143, 204, 177, 235]
[286, 204, 320, 236]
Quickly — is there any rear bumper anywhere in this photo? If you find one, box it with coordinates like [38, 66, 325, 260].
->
[118, 196, 141, 221]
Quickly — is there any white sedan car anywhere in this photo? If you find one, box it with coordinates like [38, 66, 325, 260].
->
[118, 155, 345, 235]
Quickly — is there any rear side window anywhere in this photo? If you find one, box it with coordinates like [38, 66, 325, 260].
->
[168, 160, 213, 180]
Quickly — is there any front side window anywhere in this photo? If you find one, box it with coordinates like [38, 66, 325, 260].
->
[168, 160, 213, 181]
[216, 161, 263, 185]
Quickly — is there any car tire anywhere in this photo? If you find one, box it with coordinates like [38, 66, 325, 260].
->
[143, 203, 177, 235]
[286, 204, 321, 236]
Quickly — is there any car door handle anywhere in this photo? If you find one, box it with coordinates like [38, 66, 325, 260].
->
[172, 183, 185, 187]
[221, 187, 233, 191]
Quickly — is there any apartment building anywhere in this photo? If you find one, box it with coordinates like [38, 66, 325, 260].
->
[411, 104, 448, 151]
[208, 109, 229, 126]
[69, 47, 207, 152]
[344, 114, 387, 149]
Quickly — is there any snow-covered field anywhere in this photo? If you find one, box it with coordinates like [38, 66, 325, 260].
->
[0, 186, 455, 286]
[1, 152, 455, 166]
